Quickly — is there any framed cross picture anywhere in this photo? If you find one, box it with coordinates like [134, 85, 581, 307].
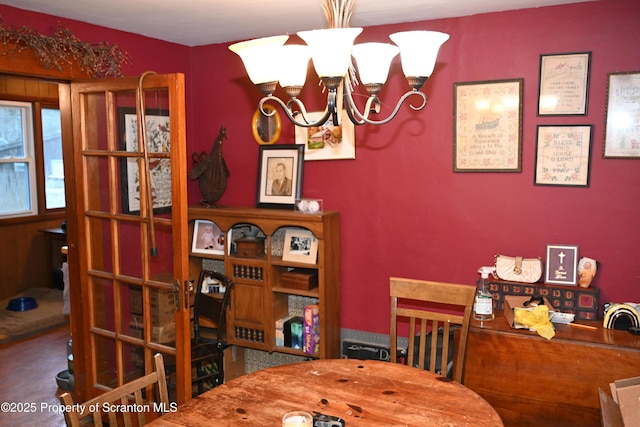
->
[545, 244, 579, 285]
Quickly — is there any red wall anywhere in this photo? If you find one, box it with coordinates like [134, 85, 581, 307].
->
[190, 0, 640, 334]
[3, 0, 639, 336]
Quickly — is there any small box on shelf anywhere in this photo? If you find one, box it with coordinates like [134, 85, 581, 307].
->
[281, 268, 318, 291]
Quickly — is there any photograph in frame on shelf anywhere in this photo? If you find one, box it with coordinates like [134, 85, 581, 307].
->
[282, 228, 318, 264]
[603, 71, 640, 159]
[538, 52, 591, 116]
[534, 125, 592, 187]
[256, 145, 304, 209]
[454, 79, 523, 172]
[191, 219, 225, 255]
[545, 244, 579, 285]
[119, 107, 171, 214]
[295, 110, 355, 161]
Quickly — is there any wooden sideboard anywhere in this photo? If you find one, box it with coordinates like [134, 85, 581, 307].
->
[463, 312, 640, 427]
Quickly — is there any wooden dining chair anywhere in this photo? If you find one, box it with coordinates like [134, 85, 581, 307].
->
[191, 271, 234, 394]
[59, 352, 169, 427]
[389, 277, 476, 383]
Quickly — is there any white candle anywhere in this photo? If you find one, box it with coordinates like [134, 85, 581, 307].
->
[282, 411, 313, 427]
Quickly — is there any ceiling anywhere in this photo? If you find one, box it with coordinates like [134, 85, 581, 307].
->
[2, 0, 593, 46]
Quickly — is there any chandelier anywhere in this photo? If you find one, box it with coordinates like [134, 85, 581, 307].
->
[228, 0, 449, 127]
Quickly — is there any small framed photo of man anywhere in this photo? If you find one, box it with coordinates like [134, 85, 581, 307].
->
[257, 145, 304, 209]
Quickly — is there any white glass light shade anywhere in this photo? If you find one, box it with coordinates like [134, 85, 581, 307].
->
[298, 28, 363, 78]
[352, 43, 399, 85]
[389, 31, 449, 77]
[228, 35, 288, 84]
[278, 45, 311, 88]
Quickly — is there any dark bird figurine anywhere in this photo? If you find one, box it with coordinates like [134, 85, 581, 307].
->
[189, 126, 230, 207]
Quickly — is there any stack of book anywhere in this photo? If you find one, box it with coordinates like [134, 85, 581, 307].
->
[274, 304, 320, 355]
[302, 304, 320, 355]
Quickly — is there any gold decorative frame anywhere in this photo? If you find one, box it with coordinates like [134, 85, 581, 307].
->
[252, 105, 281, 145]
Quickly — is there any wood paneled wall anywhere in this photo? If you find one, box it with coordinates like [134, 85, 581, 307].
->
[0, 76, 59, 99]
[0, 219, 65, 300]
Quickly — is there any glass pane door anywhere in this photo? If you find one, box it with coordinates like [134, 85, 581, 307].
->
[68, 73, 191, 405]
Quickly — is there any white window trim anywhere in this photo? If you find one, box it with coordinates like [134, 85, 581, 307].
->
[0, 100, 37, 218]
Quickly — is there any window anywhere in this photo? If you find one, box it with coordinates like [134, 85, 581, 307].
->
[42, 108, 65, 210]
[0, 100, 64, 218]
[0, 101, 37, 217]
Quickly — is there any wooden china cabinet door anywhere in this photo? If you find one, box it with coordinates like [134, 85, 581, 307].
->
[63, 73, 191, 405]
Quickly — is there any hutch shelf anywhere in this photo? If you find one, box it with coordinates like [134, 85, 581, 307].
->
[188, 206, 341, 359]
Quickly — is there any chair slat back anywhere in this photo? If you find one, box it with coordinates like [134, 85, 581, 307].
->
[60, 353, 169, 427]
[194, 271, 234, 343]
[390, 277, 476, 383]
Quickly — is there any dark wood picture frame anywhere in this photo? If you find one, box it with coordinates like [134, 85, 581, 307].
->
[454, 78, 523, 172]
[256, 145, 304, 209]
[537, 52, 591, 116]
[534, 125, 592, 187]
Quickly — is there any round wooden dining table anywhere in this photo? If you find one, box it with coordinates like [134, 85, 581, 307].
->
[148, 358, 503, 427]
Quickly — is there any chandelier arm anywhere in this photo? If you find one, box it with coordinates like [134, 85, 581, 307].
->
[259, 96, 334, 128]
[286, 98, 311, 121]
[345, 89, 428, 125]
[343, 92, 366, 126]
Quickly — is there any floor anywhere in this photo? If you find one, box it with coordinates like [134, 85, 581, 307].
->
[0, 324, 70, 426]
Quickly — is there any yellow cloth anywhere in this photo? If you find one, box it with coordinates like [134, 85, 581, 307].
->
[514, 305, 555, 340]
